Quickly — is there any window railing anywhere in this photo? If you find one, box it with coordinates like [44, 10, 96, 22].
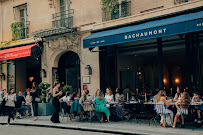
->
[174, 0, 192, 5]
[102, 1, 131, 21]
[52, 10, 73, 28]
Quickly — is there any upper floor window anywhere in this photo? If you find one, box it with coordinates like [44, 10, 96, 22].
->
[60, 0, 67, 27]
[52, 0, 73, 28]
[102, 0, 131, 21]
[12, 3, 29, 40]
[174, 0, 192, 5]
[20, 9, 25, 22]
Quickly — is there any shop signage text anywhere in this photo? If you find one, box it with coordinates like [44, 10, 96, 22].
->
[0, 49, 31, 61]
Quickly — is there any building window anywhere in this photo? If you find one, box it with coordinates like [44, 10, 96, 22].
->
[52, 0, 73, 28]
[12, 3, 29, 40]
[102, 0, 131, 21]
[174, 0, 191, 5]
[60, 0, 67, 27]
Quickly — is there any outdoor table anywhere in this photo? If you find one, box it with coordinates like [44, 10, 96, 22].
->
[125, 101, 139, 105]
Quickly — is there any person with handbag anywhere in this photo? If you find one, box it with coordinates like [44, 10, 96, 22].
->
[30, 82, 41, 121]
[5, 88, 16, 126]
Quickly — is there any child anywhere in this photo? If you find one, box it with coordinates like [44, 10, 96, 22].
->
[191, 92, 202, 124]
[172, 92, 191, 128]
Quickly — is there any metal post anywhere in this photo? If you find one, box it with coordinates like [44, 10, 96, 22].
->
[157, 37, 164, 90]
[193, 32, 201, 91]
[185, 33, 192, 91]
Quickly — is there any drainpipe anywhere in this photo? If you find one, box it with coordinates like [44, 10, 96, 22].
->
[68, 0, 71, 28]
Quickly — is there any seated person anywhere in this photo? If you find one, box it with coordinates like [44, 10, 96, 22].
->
[105, 87, 114, 108]
[191, 92, 203, 124]
[79, 90, 94, 112]
[59, 91, 71, 114]
[70, 92, 81, 117]
[172, 92, 191, 128]
[25, 91, 33, 116]
[155, 90, 173, 127]
[114, 88, 125, 120]
[15, 91, 27, 118]
[173, 86, 183, 102]
[95, 90, 110, 123]
[23, 87, 30, 98]
[123, 86, 132, 101]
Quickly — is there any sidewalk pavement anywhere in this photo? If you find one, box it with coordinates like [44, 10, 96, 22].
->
[0, 116, 202, 135]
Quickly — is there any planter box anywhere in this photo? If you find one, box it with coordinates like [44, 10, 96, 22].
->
[38, 103, 55, 116]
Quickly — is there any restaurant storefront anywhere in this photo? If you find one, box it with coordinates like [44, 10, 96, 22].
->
[83, 10, 203, 96]
[0, 42, 42, 93]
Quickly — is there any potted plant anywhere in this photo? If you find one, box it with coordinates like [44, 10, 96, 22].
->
[62, 85, 72, 93]
[38, 82, 55, 116]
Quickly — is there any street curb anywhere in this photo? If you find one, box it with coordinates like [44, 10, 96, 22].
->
[0, 122, 147, 135]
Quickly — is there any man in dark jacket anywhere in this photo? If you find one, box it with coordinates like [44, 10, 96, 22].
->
[16, 91, 27, 118]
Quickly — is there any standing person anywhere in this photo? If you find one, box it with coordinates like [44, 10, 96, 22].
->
[51, 82, 62, 123]
[25, 91, 33, 116]
[30, 82, 41, 121]
[95, 90, 110, 123]
[5, 88, 16, 126]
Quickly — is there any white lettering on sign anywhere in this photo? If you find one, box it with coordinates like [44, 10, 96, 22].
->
[90, 40, 105, 45]
[197, 23, 203, 27]
[124, 28, 167, 40]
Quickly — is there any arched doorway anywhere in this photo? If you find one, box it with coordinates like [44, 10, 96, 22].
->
[58, 51, 81, 93]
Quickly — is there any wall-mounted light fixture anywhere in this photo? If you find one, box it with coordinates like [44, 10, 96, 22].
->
[41, 69, 47, 78]
[85, 65, 92, 75]
[0, 73, 6, 80]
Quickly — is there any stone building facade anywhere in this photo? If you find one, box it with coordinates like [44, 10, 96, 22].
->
[0, 0, 203, 95]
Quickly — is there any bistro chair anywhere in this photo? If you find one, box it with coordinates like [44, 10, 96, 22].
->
[60, 102, 70, 122]
[155, 103, 173, 128]
[81, 103, 94, 122]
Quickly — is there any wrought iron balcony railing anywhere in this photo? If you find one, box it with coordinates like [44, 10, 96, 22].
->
[174, 0, 193, 5]
[52, 10, 73, 28]
[102, 1, 131, 21]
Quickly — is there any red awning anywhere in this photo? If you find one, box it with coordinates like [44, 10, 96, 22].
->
[0, 44, 36, 61]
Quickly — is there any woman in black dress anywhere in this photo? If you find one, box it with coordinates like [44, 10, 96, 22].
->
[30, 82, 41, 121]
[51, 82, 62, 123]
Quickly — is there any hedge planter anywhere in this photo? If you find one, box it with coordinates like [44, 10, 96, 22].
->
[38, 103, 55, 116]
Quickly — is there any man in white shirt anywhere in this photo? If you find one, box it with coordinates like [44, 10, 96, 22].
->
[59, 92, 71, 114]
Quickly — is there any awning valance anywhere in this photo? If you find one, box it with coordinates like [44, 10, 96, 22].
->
[83, 10, 203, 48]
[0, 44, 38, 61]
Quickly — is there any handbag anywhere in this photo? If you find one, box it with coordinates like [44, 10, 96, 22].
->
[35, 97, 40, 102]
